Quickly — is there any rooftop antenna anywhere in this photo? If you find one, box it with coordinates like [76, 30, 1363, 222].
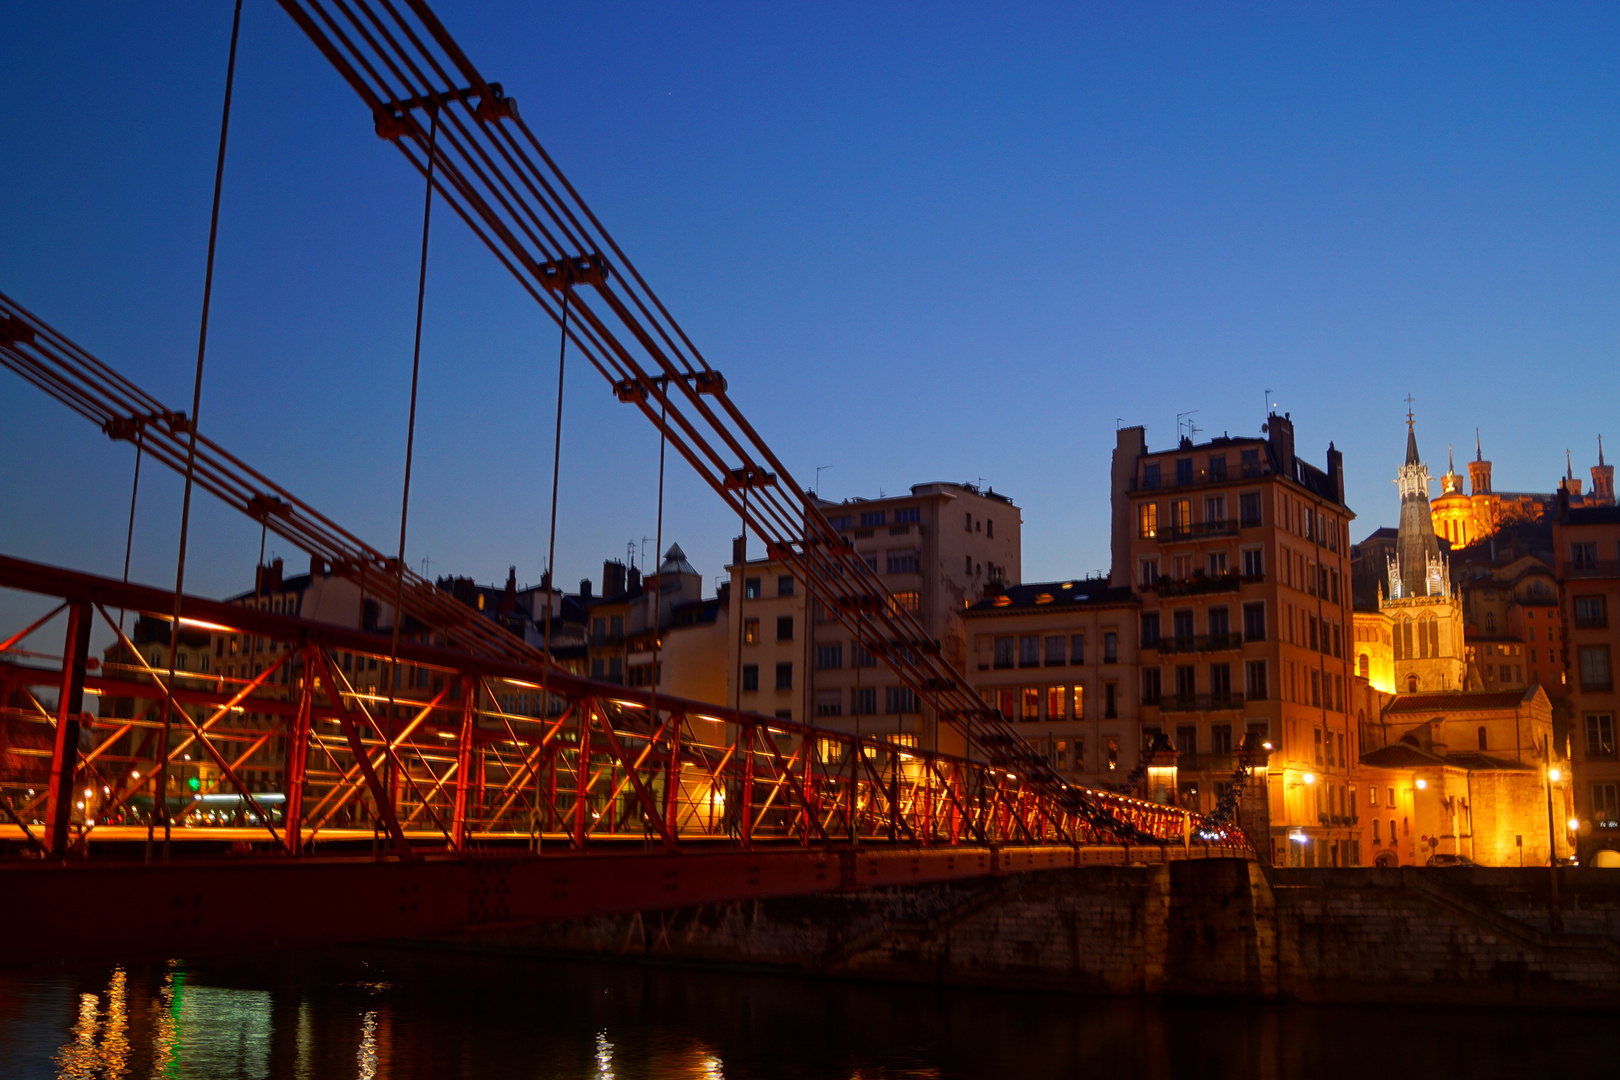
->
[641, 536, 656, 567]
[626, 539, 637, 570]
[814, 464, 832, 496]
[1176, 410, 1198, 441]
[1115, 417, 1124, 431]
[1263, 388, 1272, 418]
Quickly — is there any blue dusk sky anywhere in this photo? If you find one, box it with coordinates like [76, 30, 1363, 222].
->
[4, 2, 1620, 625]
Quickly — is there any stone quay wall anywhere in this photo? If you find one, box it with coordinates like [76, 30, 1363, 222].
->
[451, 860, 1620, 1006]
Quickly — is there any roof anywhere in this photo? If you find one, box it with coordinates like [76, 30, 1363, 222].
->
[1565, 505, 1620, 526]
[1361, 743, 1531, 771]
[967, 578, 1134, 613]
[658, 543, 698, 577]
[1383, 689, 1532, 714]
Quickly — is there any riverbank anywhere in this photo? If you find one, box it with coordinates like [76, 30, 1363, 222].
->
[444, 860, 1620, 1007]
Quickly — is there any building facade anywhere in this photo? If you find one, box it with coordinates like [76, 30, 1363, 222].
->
[1111, 412, 1355, 865]
[962, 579, 1141, 794]
[1555, 496, 1620, 862]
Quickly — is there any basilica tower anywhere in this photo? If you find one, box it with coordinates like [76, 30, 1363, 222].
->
[1381, 412, 1468, 692]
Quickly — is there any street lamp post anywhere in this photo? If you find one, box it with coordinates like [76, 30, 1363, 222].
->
[1543, 733, 1562, 932]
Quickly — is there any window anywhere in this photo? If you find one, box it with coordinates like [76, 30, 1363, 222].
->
[1587, 714, 1616, 760]
[1046, 636, 1066, 665]
[1172, 609, 1194, 640]
[1104, 632, 1118, 663]
[1142, 463, 1161, 489]
[592, 617, 606, 643]
[860, 511, 886, 528]
[1241, 548, 1263, 577]
[993, 636, 1014, 669]
[1175, 665, 1196, 696]
[1313, 727, 1323, 765]
[1071, 633, 1086, 663]
[1140, 559, 1159, 587]
[1208, 551, 1228, 576]
[1580, 646, 1613, 692]
[1576, 596, 1608, 628]
[1368, 785, 1378, 808]
[1022, 687, 1041, 720]
[1241, 448, 1261, 476]
[1211, 724, 1232, 754]
[895, 507, 920, 524]
[889, 591, 921, 615]
[816, 691, 842, 718]
[886, 550, 920, 574]
[777, 616, 794, 642]
[1176, 725, 1197, 754]
[1242, 602, 1266, 642]
[1170, 499, 1192, 536]
[1106, 736, 1120, 771]
[816, 643, 843, 670]
[1573, 542, 1599, 566]
[1104, 682, 1118, 718]
[1020, 636, 1041, 667]
[1047, 685, 1067, 720]
[1246, 660, 1268, 701]
[1140, 614, 1159, 647]
[986, 518, 995, 539]
[742, 664, 759, 692]
[852, 687, 876, 716]
[1594, 784, 1620, 828]
[1172, 554, 1194, 580]
[1176, 458, 1194, 485]
[778, 575, 795, 596]
[743, 618, 760, 645]
[1359, 654, 1370, 679]
[775, 662, 793, 690]
[1239, 492, 1262, 527]
[965, 555, 973, 576]
[1209, 455, 1227, 481]
[1209, 663, 1232, 695]
[1139, 502, 1158, 539]
[886, 686, 917, 714]
[743, 577, 761, 599]
[1141, 668, 1162, 705]
[1072, 684, 1085, 719]
[1074, 737, 1086, 769]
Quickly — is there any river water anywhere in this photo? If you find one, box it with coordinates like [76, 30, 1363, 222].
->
[0, 947, 1606, 1079]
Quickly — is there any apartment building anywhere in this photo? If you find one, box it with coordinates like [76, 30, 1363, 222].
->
[1111, 412, 1355, 864]
[962, 578, 1140, 792]
[1459, 556, 1562, 694]
[1555, 494, 1620, 863]
[729, 482, 1021, 751]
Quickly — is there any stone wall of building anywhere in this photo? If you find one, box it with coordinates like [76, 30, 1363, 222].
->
[451, 860, 1620, 1006]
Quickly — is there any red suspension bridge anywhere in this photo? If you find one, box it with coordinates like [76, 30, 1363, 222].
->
[0, 0, 1246, 966]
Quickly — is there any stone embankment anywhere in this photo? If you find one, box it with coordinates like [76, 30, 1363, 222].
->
[456, 860, 1620, 1006]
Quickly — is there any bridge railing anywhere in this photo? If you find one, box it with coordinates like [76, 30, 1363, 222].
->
[0, 556, 1242, 859]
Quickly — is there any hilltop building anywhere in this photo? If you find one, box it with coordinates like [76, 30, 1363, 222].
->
[1555, 492, 1620, 863]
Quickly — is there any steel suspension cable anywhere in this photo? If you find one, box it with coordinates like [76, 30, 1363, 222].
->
[384, 104, 440, 850]
[152, 0, 244, 863]
[647, 385, 668, 842]
[536, 284, 569, 850]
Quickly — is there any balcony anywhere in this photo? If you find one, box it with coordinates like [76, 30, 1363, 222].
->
[1157, 692, 1245, 713]
[1131, 464, 1272, 492]
[1146, 573, 1245, 598]
[1151, 632, 1245, 655]
[1566, 560, 1620, 580]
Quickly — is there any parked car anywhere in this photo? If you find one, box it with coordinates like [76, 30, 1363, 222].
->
[1424, 854, 1478, 867]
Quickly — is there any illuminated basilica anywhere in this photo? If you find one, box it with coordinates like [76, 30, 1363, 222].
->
[1430, 433, 1613, 548]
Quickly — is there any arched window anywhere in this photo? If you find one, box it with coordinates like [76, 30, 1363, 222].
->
[1477, 726, 1488, 751]
[1430, 617, 1441, 658]
[1359, 654, 1370, 679]
[1419, 615, 1433, 659]
[1407, 674, 1419, 693]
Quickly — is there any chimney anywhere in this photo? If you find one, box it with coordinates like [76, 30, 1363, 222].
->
[1267, 412, 1295, 479]
[579, 578, 593, 601]
[627, 565, 642, 594]
[500, 565, 517, 617]
[602, 560, 627, 599]
[1108, 425, 1146, 588]
[256, 557, 284, 595]
[309, 554, 326, 578]
[732, 534, 747, 567]
[1326, 442, 1344, 504]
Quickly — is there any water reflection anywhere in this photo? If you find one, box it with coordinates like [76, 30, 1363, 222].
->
[0, 949, 1611, 1079]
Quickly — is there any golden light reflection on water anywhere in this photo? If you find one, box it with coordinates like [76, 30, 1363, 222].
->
[357, 1010, 379, 1080]
[54, 967, 130, 1080]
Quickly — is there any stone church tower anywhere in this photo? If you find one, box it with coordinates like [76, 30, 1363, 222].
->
[1381, 414, 1468, 692]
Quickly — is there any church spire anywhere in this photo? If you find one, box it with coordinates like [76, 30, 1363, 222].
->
[1448, 444, 1454, 472]
[1475, 428, 1482, 461]
[1404, 399, 1420, 466]
[1392, 410, 1446, 599]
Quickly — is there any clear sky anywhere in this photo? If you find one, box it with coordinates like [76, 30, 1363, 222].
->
[4, 2, 1620, 624]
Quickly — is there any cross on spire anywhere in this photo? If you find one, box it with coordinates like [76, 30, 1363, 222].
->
[1404, 394, 1415, 429]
